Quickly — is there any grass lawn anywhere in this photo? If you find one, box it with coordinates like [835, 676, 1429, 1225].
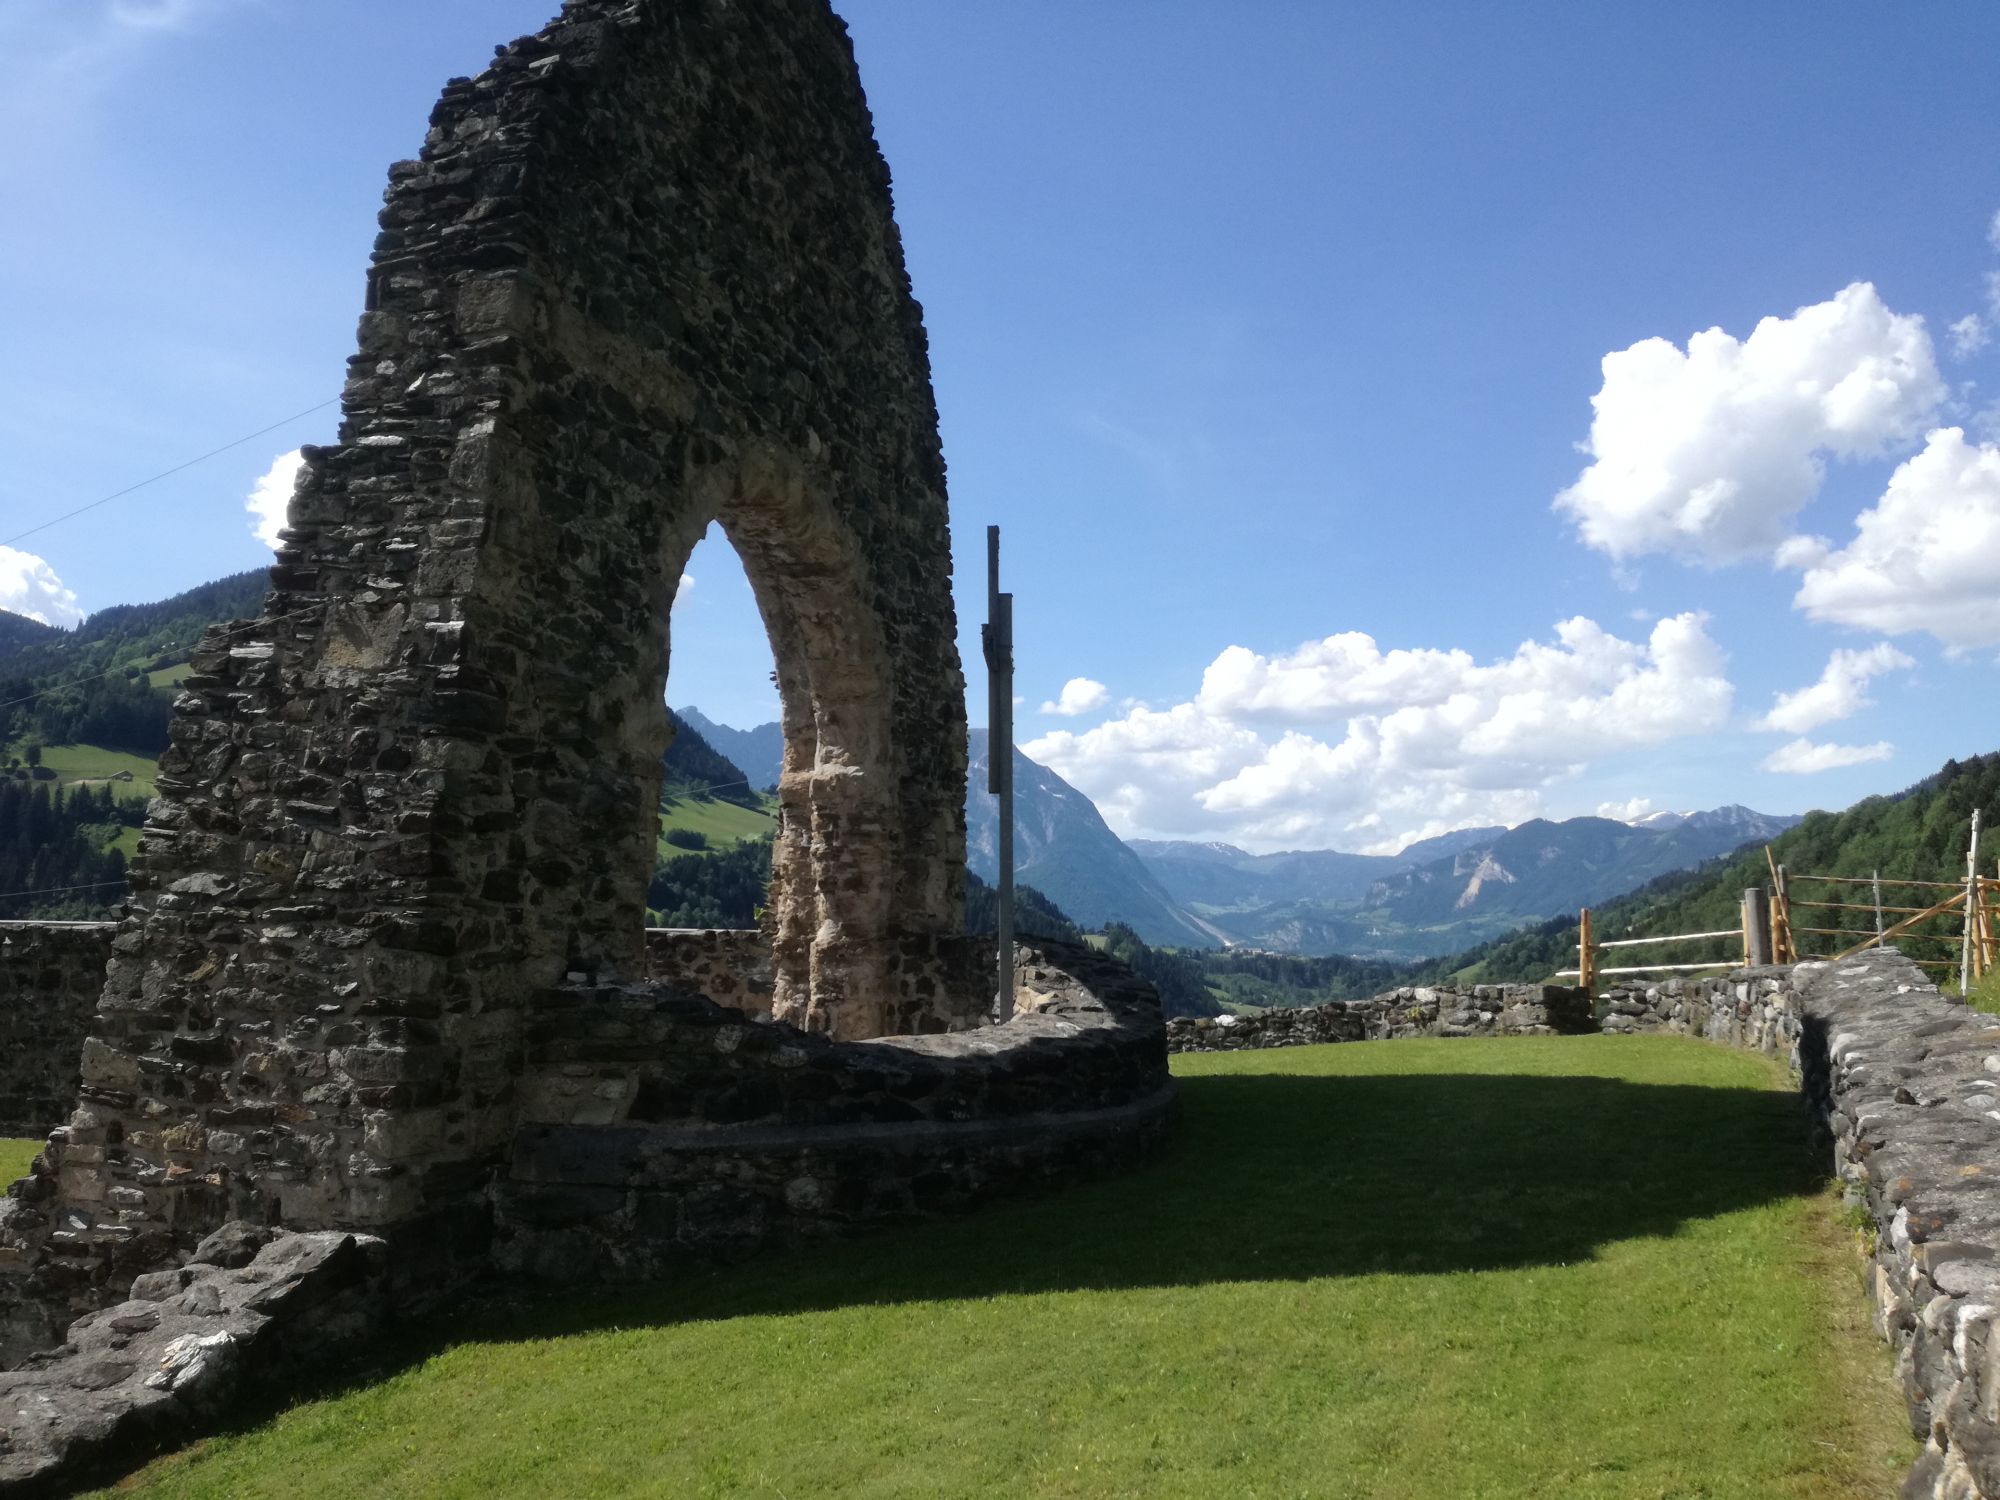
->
[95, 1035, 1910, 1499]
[0, 1139, 39, 1186]
[145, 662, 193, 689]
[11, 742, 160, 802]
[655, 795, 775, 853]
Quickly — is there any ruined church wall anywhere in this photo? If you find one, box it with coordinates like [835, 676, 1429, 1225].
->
[0, 0, 975, 1346]
[0, 924, 112, 1139]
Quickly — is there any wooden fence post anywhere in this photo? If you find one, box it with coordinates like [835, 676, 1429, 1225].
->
[1962, 810, 1983, 995]
[1578, 908, 1595, 994]
[1776, 865, 1793, 962]
[1744, 887, 1773, 967]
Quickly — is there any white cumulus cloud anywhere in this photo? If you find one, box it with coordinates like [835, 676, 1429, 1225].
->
[1950, 314, 1991, 359]
[246, 449, 303, 550]
[1026, 613, 1733, 852]
[1555, 282, 1943, 564]
[0, 546, 84, 627]
[1752, 643, 1914, 734]
[1760, 738, 1894, 775]
[1040, 677, 1109, 717]
[1596, 796, 1657, 823]
[1791, 427, 2000, 649]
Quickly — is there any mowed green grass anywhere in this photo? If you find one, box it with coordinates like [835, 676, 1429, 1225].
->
[0, 1139, 40, 1186]
[96, 1036, 1909, 1499]
[13, 742, 160, 801]
[655, 795, 776, 852]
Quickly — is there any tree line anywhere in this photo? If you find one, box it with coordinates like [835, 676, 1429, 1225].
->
[0, 779, 140, 919]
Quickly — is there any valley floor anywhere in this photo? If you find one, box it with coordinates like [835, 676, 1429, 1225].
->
[45, 1035, 1912, 1498]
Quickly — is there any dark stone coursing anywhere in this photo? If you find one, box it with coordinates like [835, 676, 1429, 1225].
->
[1164, 982, 1594, 1052]
[0, 925, 110, 1139]
[497, 940, 1171, 1279]
[1, 0, 995, 1355]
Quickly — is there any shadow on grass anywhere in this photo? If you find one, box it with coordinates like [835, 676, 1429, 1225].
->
[427, 1068, 1823, 1351]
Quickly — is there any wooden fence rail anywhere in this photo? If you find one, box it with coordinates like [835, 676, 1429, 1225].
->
[1557, 815, 1999, 994]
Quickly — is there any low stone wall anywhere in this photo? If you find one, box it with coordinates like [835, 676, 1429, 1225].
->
[1600, 952, 2000, 1499]
[1597, 965, 1803, 1054]
[496, 940, 1172, 1279]
[0, 1224, 390, 1496]
[640, 928, 991, 1033]
[641, 929, 774, 1019]
[1165, 982, 1593, 1052]
[0, 923, 113, 1138]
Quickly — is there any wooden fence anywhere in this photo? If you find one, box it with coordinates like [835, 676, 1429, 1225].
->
[1560, 812, 1998, 994]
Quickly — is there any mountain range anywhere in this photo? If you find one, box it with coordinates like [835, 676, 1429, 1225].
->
[4, 574, 1805, 959]
[1127, 806, 1799, 958]
[616, 705, 1808, 957]
[675, 707, 783, 793]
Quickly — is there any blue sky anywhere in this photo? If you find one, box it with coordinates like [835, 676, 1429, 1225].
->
[3, 1, 1998, 852]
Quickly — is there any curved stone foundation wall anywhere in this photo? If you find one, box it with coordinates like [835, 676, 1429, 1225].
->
[0, 924, 112, 1139]
[498, 941, 1172, 1279]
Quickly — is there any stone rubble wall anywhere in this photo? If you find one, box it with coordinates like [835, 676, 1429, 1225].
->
[1596, 964, 1804, 1054]
[496, 940, 1172, 1280]
[0, 1224, 390, 1498]
[1164, 982, 1593, 1052]
[0, 0, 980, 1349]
[0, 925, 113, 1139]
[1604, 953, 2000, 1500]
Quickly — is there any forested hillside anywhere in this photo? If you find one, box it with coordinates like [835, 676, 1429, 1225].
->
[1418, 752, 2000, 985]
[0, 779, 137, 918]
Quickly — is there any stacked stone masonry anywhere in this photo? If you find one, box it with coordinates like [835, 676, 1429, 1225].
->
[1, 0, 995, 1366]
[1605, 952, 2000, 1499]
[0, 939, 1168, 1489]
[1165, 982, 1594, 1052]
[0, 926, 109, 1139]
[499, 941, 1172, 1280]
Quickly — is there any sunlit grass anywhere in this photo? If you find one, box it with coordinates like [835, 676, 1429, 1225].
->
[654, 795, 776, 854]
[96, 1036, 1911, 1498]
[0, 1139, 40, 1186]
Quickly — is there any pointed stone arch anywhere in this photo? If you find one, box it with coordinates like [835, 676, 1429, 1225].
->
[2, 0, 971, 1316]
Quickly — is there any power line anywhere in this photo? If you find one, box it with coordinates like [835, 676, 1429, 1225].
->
[2, 398, 339, 551]
[0, 878, 128, 904]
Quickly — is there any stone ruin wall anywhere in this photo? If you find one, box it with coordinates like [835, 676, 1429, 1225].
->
[1165, 980, 1593, 1052]
[0, 938, 1169, 1495]
[0, 0, 991, 1353]
[0, 925, 110, 1140]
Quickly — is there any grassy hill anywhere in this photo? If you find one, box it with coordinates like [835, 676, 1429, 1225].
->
[1420, 751, 2000, 986]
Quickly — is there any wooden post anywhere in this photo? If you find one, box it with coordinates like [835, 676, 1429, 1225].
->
[1775, 865, 1793, 962]
[1873, 870, 1885, 943]
[1578, 908, 1595, 994]
[1743, 887, 1773, 967]
[1962, 810, 1982, 995]
[982, 526, 1015, 1022]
